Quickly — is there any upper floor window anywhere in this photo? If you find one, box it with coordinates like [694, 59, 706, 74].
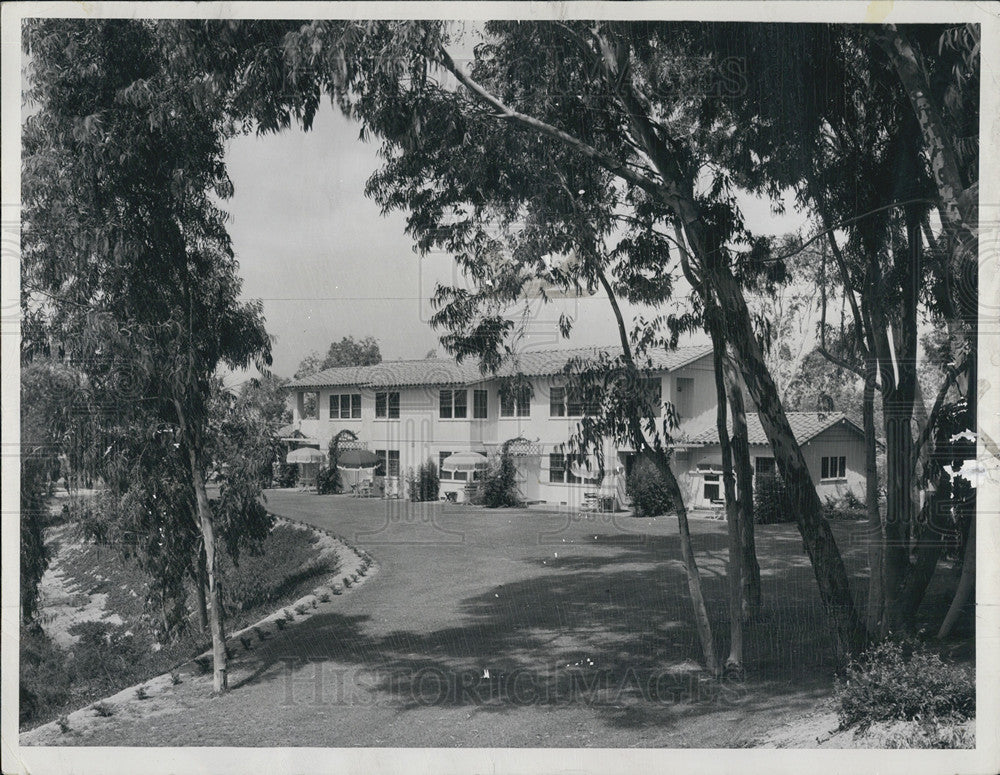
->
[440, 389, 467, 419]
[821, 455, 847, 481]
[473, 389, 489, 419]
[549, 386, 599, 417]
[330, 393, 361, 420]
[375, 391, 400, 419]
[501, 386, 531, 418]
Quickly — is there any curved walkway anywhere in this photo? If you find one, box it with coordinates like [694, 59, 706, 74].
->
[24, 491, 870, 747]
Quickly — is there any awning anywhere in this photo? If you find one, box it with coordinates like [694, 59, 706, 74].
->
[441, 451, 488, 472]
[286, 447, 325, 464]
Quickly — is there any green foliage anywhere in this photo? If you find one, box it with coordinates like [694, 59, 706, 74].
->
[754, 474, 795, 524]
[19, 624, 71, 726]
[315, 466, 339, 495]
[480, 448, 522, 508]
[836, 639, 974, 732]
[823, 489, 867, 521]
[219, 524, 335, 615]
[68, 621, 148, 690]
[628, 457, 675, 518]
[92, 701, 116, 718]
[19, 459, 50, 625]
[295, 336, 382, 379]
[407, 459, 440, 502]
[275, 463, 299, 488]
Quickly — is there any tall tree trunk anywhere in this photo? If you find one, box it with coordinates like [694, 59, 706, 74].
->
[598, 270, 719, 675]
[195, 545, 209, 633]
[862, 355, 883, 637]
[711, 335, 743, 674]
[878, 219, 921, 637]
[899, 493, 944, 623]
[937, 518, 975, 639]
[701, 261, 865, 657]
[644, 448, 720, 676]
[723, 354, 761, 618]
[190, 456, 228, 693]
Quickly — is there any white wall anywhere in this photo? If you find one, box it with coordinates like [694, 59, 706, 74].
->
[286, 352, 720, 503]
[676, 426, 868, 509]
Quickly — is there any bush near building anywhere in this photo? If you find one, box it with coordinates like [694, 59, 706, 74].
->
[407, 459, 440, 502]
[629, 457, 675, 518]
[754, 473, 795, 524]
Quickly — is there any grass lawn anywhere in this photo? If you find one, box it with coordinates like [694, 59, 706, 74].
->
[20, 516, 340, 731]
[23, 491, 973, 748]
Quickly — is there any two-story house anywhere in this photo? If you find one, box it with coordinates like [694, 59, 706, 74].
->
[284, 344, 869, 508]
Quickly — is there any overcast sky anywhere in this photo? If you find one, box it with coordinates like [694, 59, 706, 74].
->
[224, 100, 808, 382]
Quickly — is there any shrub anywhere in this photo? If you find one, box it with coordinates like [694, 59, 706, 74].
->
[19, 623, 71, 726]
[481, 451, 521, 508]
[315, 465, 339, 495]
[835, 639, 975, 732]
[628, 458, 675, 517]
[275, 463, 298, 488]
[823, 489, 868, 521]
[408, 459, 440, 502]
[92, 701, 115, 717]
[67, 621, 147, 693]
[754, 473, 795, 524]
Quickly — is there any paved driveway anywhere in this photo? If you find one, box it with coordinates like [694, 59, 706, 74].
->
[63, 491, 870, 747]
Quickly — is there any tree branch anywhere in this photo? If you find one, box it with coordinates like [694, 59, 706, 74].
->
[435, 45, 667, 204]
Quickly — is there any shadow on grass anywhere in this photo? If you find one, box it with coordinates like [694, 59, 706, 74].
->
[225, 520, 880, 735]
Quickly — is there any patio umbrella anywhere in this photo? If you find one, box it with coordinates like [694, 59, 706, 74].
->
[336, 448, 379, 468]
[441, 451, 488, 472]
[338, 466, 377, 490]
[286, 447, 325, 464]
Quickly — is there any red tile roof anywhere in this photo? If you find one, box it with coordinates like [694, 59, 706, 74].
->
[286, 344, 713, 390]
[686, 412, 865, 446]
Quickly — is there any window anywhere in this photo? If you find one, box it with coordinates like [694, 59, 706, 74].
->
[501, 385, 531, 417]
[550, 387, 566, 417]
[439, 389, 468, 419]
[549, 453, 566, 483]
[821, 455, 847, 481]
[754, 457, 776, 477]
[703, 472, 721, 502]
[473, 389, 488, 419]
[329, 393, 361, 419]
[548, 453, 580, 484]
[301, 391, 319, 419]
[439, 451, 452, 480]
[375, 391, 400, 419]
[376, 449, 400, 478]
[551, 385, 601, 417]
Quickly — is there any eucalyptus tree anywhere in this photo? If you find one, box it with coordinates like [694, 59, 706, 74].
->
[22, 19, 273, 692]
[705, 22, 979, 638]
[237, 19, 862, 653]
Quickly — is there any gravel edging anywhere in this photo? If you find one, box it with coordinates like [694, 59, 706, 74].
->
[20, 515, 377, 744]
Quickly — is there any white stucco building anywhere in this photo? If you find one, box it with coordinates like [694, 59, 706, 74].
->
[283, 345, 869, 508]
